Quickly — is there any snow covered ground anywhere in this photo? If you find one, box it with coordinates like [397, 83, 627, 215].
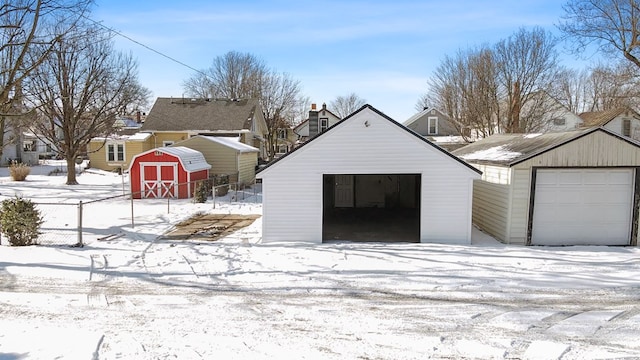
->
[1, 162, 640, 359]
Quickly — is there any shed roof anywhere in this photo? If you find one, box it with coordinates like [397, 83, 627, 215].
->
[141, 98, 260, 132]
[195, 136, 259, 153]
[257, 104, 482, 176]
[452, 127, 640, 167]
[129, 146, 211, 173]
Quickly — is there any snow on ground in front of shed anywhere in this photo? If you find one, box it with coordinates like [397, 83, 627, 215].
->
[0, 161, 639, 359]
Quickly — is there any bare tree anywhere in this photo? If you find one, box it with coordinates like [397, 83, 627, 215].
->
[24, 24, 148, 184]
[0, 0, 91, 163]
[259, 70, 303, 159]
[559, 0, 640, 68]
[494, 27, 560, 133]
[183, 51, 266, 99]
[329, 93, 366, 118]
[422, 46, 500, 140]
[552, 67, 591, 113]
[183, 51, 304, 159]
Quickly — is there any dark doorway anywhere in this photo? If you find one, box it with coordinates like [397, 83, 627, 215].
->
[322, 174, 421, 242]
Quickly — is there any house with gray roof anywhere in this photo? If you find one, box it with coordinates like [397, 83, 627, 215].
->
[453, 127, 640, 246]
[141, 98, 268, 159]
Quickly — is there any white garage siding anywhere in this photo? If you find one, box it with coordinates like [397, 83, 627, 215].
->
[531, 169, 634, 246]
[258, 107, 480, 244]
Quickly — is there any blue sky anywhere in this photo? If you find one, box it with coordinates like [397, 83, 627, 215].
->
[92, 0, 588, 121]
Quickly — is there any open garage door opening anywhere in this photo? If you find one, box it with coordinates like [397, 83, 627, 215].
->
[322, 174, 421, 243]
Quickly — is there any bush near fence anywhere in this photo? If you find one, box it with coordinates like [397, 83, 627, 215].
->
[0, 179, 261, 247]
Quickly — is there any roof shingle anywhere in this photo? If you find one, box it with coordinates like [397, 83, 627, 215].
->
[141, 98, 260, 132]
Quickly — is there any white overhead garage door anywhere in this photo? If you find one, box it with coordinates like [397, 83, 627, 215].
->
[531, 169, 634, 246]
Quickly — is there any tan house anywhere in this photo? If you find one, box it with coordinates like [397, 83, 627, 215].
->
[171, 135, 259, 185]
[141, 97, 269, 159]
[88, 132, 154, 172]
[453, 127, 640, 247]
[579, 107, 640, 141]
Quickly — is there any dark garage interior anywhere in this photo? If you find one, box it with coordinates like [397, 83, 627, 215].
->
[322, 174, 421, 242]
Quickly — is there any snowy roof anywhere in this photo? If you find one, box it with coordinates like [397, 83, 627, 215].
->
[196, 136, 259, 153]
[91, 132, 152, 142]
[130, 146, 211, 173]
[452, 127, 635, 167]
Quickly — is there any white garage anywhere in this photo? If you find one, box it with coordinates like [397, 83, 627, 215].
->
[453, 127, 640, 246]
[531, 168, 634, 245]
[256, 105, 481, 244]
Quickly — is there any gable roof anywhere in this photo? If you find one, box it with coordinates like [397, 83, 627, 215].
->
[578, 107, 639, 127]
[403, 107, 449, 127]
[452, 127, 640, 167]
[257, 104, 481, 176]
[141, 98, 261, 132]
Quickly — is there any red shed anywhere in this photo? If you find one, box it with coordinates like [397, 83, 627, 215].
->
[128, 146, 211, 199]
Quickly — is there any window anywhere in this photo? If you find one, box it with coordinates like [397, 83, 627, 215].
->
[320, 118, 329, 132]
[23, 140, 35, 152]
[277, 129, 287, 139]
[553, 117, 566, 126]
[277, 144, 288, 154]
[427, 117, 438, 135]
[162, 141, 174, 147]
[623, 119, 631, 137]
[107, 143, 125, 162]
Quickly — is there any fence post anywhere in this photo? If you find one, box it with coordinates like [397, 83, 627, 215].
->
[212, 177, 216, 209]
[130, 194, 135, 228]
[77, 200, 83, 247]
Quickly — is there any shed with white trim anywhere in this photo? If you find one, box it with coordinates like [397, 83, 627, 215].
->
[172, 135, 259, 185]
[256, 105, 481, 244]
[129, 146, 211, 199]
[452, 127, 640, 246]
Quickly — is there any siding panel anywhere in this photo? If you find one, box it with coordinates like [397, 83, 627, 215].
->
[472, 180, 509, 242]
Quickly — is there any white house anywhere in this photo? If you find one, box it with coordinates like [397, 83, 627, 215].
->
[579, 107, 640, 141]
[257, 105, 481, 244]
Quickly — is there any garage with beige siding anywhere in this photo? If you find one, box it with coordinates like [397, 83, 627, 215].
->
[172, 135, 259, 185]
[256, 105, 481, 244]
[453, 128, 640, 246]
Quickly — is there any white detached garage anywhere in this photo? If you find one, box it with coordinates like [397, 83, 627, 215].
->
[256, 105, 481, 244]
[452, 127, 640, 246]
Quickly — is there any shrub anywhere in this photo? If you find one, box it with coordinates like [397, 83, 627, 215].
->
[213, 174, 229, 197]
[9, 162, 30, 181]
[0, 196, 44, 246]
[192, 180, 210, 203]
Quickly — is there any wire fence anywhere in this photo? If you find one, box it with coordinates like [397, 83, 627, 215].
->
[0, 178, 262, 247]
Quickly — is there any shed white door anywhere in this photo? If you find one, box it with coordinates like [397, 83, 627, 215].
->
[531, 169, 634, 245]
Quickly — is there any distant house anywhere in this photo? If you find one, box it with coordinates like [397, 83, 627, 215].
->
[293, 103, 341, 143]
[88, 132, 154, 172]
[404, 107, 458, 137]
[141, 98, 269, 159]
[257, 104, 481, 244]
[274, 126, 298, 157]
[403, 107, 467, 151]
[579, 107, 640, 141]
[453, 127, 640, 246]
[171, 135, 259, 185]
